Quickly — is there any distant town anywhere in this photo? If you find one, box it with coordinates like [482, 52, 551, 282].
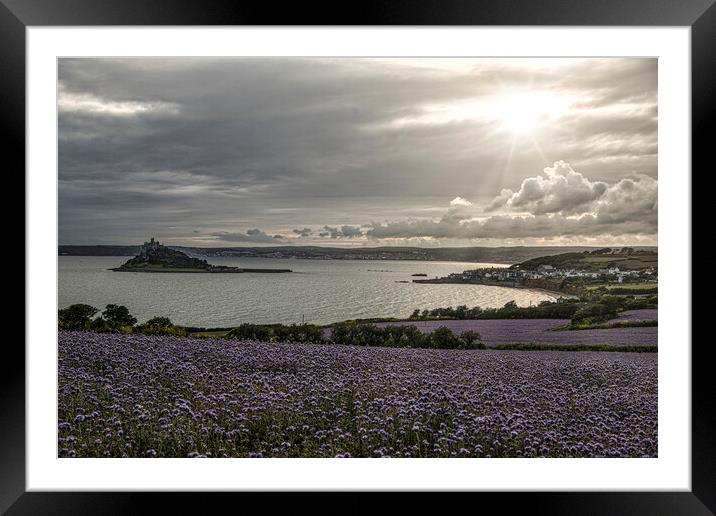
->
[58, 243, 658, 264]
[413, 248, 658, 296]
[417, 263, 657, 284]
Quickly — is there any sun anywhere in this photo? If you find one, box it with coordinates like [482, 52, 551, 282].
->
[501, 100, 540, 133]
[494, 92, 569, 135]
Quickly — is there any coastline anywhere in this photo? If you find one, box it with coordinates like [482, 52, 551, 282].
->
[110, 267, 292, 273]
[412, 278, 577, 300]
[525, 286, 579, 300]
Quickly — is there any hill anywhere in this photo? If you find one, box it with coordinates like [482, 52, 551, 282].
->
[60, 244, 657, 264]
[512, 248, 658, 271]
[114, 238, 211, 271]
[111, 238, 291, 273]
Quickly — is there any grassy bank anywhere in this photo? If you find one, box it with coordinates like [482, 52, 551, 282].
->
[551, 320, 658, 331]
[489, 343, 657, 353]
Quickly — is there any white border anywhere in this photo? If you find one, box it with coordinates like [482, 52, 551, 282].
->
[27, 27, 691, 491]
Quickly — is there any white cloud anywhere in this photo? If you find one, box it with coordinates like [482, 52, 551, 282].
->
[492, 161, 608, 215]
[59, 88, 179, 117]
[367, 161, 657, 242]
[450, 196, 473, 207]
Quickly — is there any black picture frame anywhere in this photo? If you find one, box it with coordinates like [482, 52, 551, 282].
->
[5, 0, 709, 512]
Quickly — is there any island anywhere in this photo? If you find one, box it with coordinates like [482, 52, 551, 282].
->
[110, 238, 292, 273]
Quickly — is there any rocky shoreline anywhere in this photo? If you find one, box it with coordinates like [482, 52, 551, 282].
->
[111, 266, 292, 273]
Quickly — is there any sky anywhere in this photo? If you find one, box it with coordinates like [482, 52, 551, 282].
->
[58, 57, 657, 247]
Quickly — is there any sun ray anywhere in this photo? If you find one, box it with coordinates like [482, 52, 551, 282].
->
[530, 134, 550, 166]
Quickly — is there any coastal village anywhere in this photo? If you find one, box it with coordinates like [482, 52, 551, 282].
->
[413, 248, 658, 294]
[430, 264, 657, 284]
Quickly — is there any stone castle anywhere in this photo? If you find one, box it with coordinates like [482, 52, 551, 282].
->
[139, 237, 162, 256]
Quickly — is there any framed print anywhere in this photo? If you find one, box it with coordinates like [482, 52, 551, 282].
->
[5, 0, 711, 512]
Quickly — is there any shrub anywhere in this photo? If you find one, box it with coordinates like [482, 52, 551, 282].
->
[226, 323, 325, 344]
[458, 330, 485, 349]
[227, 324, 272, 341]
[88, 316, 110, 333]
[329, 323, 485, 350]
[571, 303, 618, 325]
[429, 326, 461, 349]
[102, 304, 137, 328]
[136, 316, 187, 336]
[407, 299, 583, 321]
[58, 304, 99, 331]
[332, 323, 385, 347]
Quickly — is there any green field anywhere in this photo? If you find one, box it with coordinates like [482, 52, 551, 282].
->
[517, 251, 657, 272]
[587, 282, 658, 291]
[190, 330, 230, 338]
[582, 256, 658, 269]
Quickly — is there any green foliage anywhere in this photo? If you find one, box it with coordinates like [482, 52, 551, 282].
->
[603, 286, 658, 295]
[330, 323, 483, 350]
[458, 330, 486, 349]
[430, 326, 461, 349]
[136, 316, 187, 336]
[408, 298, 583, 321]
[514, 249, 657, 272]
[623, 294, 658, 309]
[571, 303, 619, 325]
[58, 304, 99, 331]
[88, 316, 110, 332]
[59, 303, 139, 333]
[563, 293, 657, 327]
[102, 304, 138, 328]
[492, 343, 657, 353]
[226, 323, 325, 344]
[332, 323, 384, 347]
[557, 319, 657, 331]
[406, 295, 657, 326]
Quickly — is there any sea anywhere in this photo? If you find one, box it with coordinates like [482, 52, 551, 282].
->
[58, 256, 560, 327]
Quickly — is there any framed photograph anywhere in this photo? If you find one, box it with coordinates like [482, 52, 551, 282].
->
[7, 0, 710, 512]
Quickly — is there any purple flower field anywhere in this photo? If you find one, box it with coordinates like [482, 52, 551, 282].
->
[376, 315, 657, 347]
[59, 331, 657, 458]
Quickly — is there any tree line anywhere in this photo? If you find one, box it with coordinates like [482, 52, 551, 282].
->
[408, 299, 583, 321]
[569, 294, 657, 326]
[58, 304, 485, 350]
[226, 322, 485, 349]
[59, 294, 656, 347]
[406, 295, 656, 325]
[58, 304, 187, 336]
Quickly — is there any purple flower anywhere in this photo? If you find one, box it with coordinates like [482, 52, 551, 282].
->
[57, 330, 657, 459]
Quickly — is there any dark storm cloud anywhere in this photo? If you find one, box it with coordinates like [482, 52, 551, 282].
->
[211, 229, 287, 244]
[292, 228, 313, 238]
[59, 58, 657, 245]
[317, 225, 364, 239]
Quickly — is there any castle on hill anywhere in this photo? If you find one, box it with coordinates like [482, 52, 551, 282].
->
[111, 237, 292, 274]
[140, 237, 162, 255]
